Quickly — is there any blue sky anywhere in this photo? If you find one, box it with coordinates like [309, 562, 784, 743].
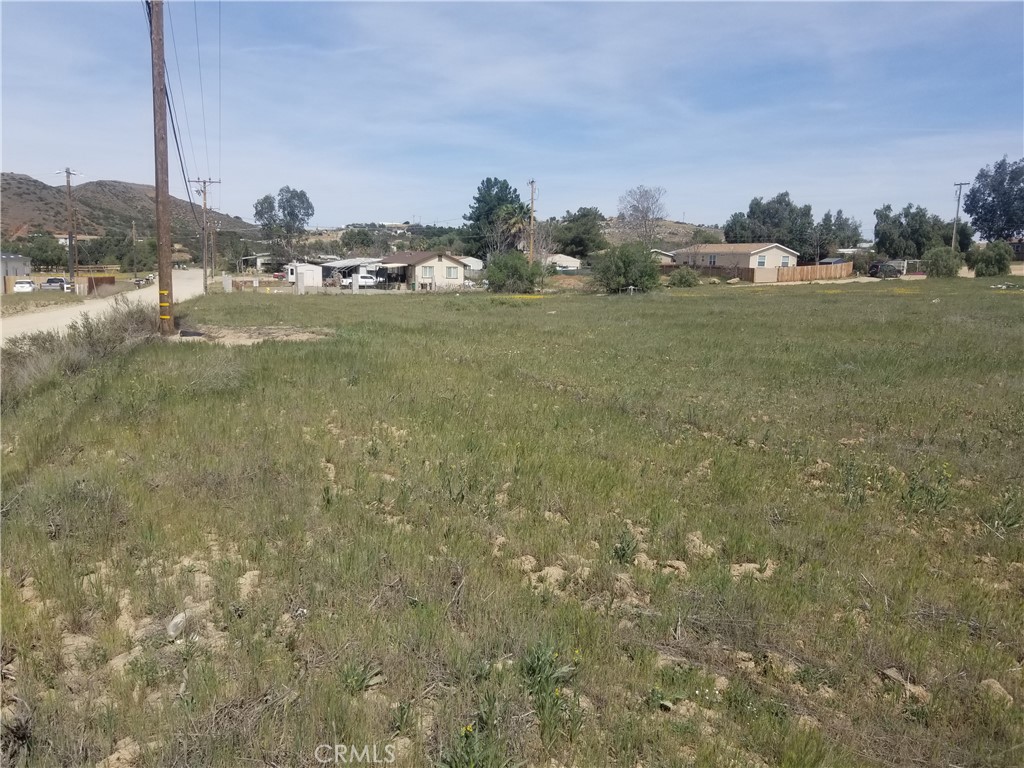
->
[2, 1, 1022, 233]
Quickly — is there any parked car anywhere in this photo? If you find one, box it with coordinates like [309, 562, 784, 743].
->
[340, 274, 382, 288]
[868, 261, 902, 279]
[12, 279, 35, 293]
[40, 277, 73, 292]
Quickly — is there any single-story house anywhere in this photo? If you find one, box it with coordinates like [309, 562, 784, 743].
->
[2, 252, 31, 294]
[460, 256, 485, 272]
[672, 242, 800, 269]
[650, 249, 676, 266]
[381, 251, 466, 291]
[541, 253, 582, 270]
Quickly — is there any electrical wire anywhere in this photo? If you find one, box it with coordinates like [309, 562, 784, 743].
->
[194, 0, 211, 178]
[165, 2, 199, 180]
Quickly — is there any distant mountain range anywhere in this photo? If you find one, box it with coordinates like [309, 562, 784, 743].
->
[0, 172, 258, 241]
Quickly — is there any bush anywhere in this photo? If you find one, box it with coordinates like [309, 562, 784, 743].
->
[666, 266, 700, 287]
[921, 246, 962, 278]
[1, 295, 158, 411]
[485, 252, 542, 293]
[965, 240, 1013, 277]
[593, 243, 660, 293]
[852, 251, 874, 275]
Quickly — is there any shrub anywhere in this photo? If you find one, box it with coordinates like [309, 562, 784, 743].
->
[1, 295, 158, 411]
[921, 246, 962, 278]
[485, 252, 542, 294]
[666, 266, 700, 287]
[593, 243, 660, 293]
[852, 251, 874, 275]
[965, 240, 1013, 277]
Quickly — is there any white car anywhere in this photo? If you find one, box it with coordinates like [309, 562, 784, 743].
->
[340, 274, 382, 288]
[12, 279, 35, 293]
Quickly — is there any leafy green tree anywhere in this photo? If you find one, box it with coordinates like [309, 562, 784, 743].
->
[593, 243, 659, 293]
[724, 192, 815, 257]
[963, 156, 1024, 242]
[555, 207, 608, 261]
[1, 232, 65, 269]
[689, 227, 722, 245]
[253, 195, 278, 238]
[922, 246, 962, 278]
[342, 228, 375, 250]
[618, 185, 666, 249]
[253, 187, 315, 242]
[667, 266, 700, 287]
[939, 219, 974, 254]
[485, 251, 542, 293]
[463, 178, 525, 259]
[874, 203, 948, 259]
[965, 240, 1013, 277]
[277, 186, 315, 237]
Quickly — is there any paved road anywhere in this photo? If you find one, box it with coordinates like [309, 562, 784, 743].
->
[1, 270, 207, 343]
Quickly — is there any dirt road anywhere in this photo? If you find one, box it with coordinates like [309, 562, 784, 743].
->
[1, 270, 206, 343]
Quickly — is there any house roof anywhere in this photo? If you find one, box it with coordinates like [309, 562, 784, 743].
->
[672, 242, 800, 257]
[382, 251, 466, 267]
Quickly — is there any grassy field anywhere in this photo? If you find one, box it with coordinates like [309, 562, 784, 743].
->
[2, 280, 1022, 767]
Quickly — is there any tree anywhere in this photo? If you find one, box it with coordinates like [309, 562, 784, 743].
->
[253, 187, 314, 244]
[485, 251, 542, 293]
[1, 232, 66, 270]
[253, 195, 278, 238]
[593, 242, 660, 293]
[276, 186, 315, 237]
[963, 156, 1024, 242]
[554, 207, 608, 261]
[922, 246, 962, 278]
[874, 203, 948, 259]
[965, 240, 1013, 277]
[464, 178, 525, 259]
[723, 192, 815, 258]
[618, 186, 666, 249]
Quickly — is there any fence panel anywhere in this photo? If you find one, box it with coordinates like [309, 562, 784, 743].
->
[777, 262, 853, 282]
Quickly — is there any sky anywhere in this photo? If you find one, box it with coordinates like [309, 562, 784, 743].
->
[2, 1, 1022, 234]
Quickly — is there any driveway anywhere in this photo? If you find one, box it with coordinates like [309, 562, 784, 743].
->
[1, 270, 206, 343]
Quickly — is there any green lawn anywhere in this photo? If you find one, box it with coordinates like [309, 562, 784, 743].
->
[2, 281, 1022, 767]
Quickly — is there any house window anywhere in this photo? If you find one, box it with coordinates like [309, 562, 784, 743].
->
[446, 267, 458, 279]
[422, 266, 434, 279]
[781, 257, 790, 267]
[708, 254, 716, 266]
[757, 255, 766, 267]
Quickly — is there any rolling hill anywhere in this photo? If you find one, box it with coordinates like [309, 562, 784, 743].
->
[0, 172, 259, 242]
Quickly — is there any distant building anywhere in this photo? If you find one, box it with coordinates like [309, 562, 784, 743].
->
[1009, 238, 1024, 260]
[2, 252, 32, 294]
[541, 253, 582, 270]
[672, 242, 799, 269]
[382, 251, 466, 291]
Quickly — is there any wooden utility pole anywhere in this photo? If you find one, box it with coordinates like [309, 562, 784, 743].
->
[131, 220, 138, 279]
[189, 179, 220, 293]
[528, 179, 536, 264]
[61, 167, 79, 284]
[149, 0, 174, 334]
[951, 181, 969, 253]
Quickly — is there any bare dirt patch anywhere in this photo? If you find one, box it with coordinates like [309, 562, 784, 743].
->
[181, 325, 332, 346]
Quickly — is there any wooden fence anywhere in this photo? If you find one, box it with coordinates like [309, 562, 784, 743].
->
[776, 262, 853, 282]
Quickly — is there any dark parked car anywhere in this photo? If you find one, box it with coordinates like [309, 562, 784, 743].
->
[868, 261, 901, 279]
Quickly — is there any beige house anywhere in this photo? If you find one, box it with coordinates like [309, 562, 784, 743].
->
[673, 242, 799, 269]
[382, 251, 466, 291]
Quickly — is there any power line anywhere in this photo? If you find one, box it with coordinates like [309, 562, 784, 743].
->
[194, 0, 211, 177]
[165, 2, 199, 177]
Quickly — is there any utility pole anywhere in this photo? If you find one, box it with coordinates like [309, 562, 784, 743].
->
[951, 181, 969, 253]
[149, 0, 174, 334]
[131, 220, 138, 279]
[189, 178, 220, 293]
[60, 167, 79, 284]
[528, 178, 536, 264]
